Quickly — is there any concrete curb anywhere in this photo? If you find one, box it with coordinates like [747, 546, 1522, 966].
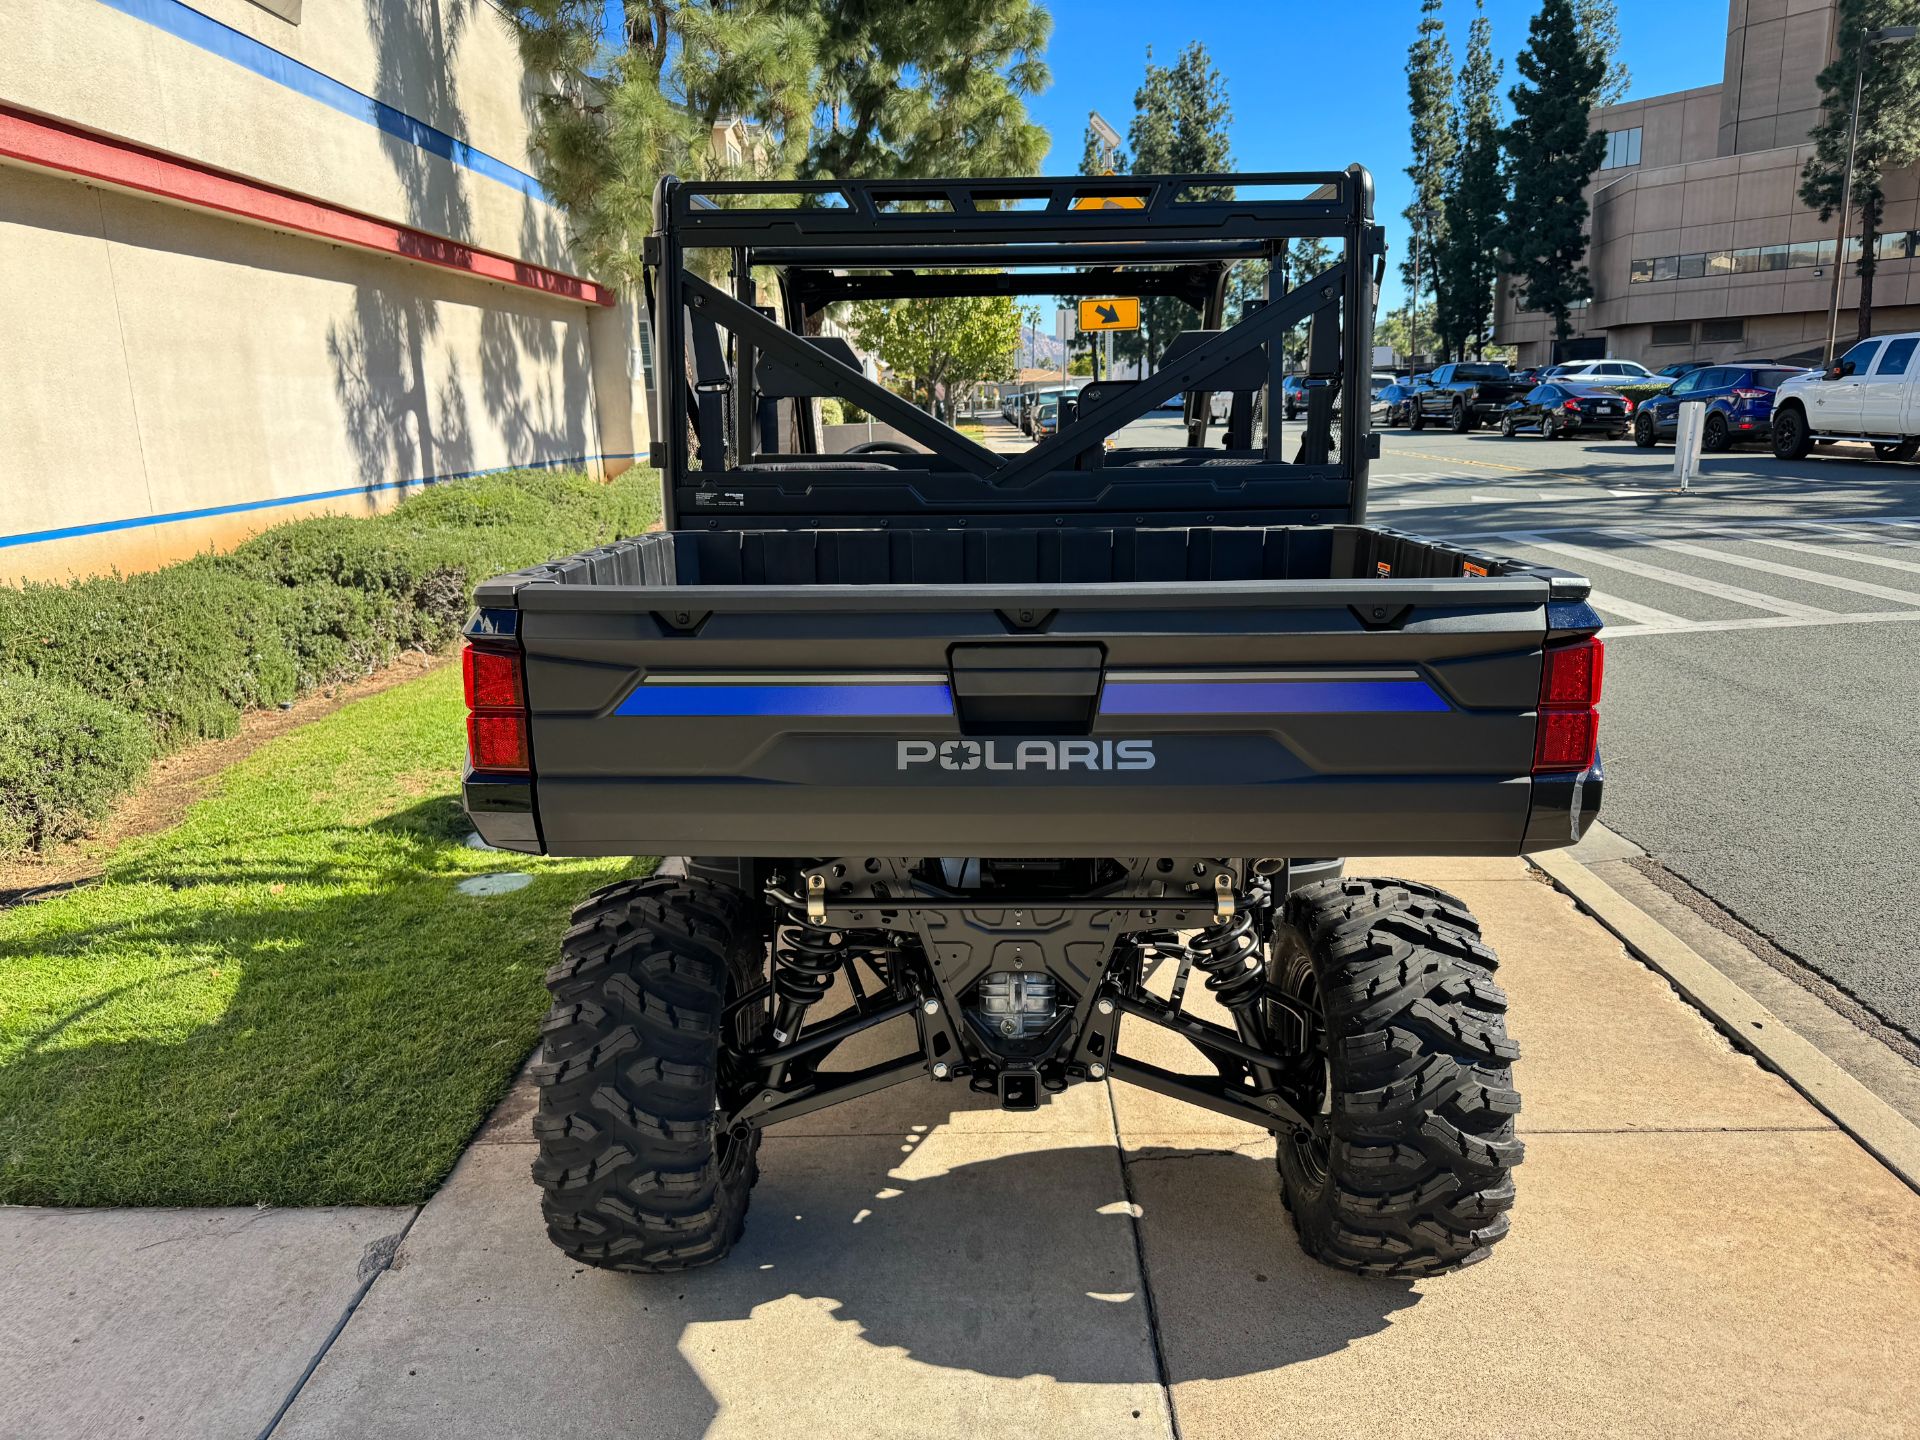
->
[1530, 849, 1920, 1194]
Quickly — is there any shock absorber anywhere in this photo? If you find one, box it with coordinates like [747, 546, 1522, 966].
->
[770, 913, 842, 1048]
[1189, 870, 1273, 1034]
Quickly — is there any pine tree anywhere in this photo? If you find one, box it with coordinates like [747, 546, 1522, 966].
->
[1575, 0, 1631, 106]
[1799, 0, 1920, 347]
[1126, 42, 1234, 368]
[1404, 0, 1457, 347]
[1436, 0, 1504, 358]
[803, 0, 1052, 180]
[506, 1, 1053, 288]
[1499, 0, 1606, 342]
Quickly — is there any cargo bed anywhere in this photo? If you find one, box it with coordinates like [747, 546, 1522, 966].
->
[464, 525, 1603, 860]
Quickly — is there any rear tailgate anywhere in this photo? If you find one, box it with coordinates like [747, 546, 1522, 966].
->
[467, 567, 1602, 860]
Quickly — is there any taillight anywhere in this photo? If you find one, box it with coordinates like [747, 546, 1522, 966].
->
[1622, 397, 1635, 413]
[1563, 398, 1581, 411]
[1534, 635, 1603, 773]
[463, 642, 530, 775]
[1732, 387, 1767, 400]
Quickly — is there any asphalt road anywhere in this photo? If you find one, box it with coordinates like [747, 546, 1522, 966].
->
[1366, 424, 1920, 1042]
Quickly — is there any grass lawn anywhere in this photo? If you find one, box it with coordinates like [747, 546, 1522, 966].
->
[0, 666, 641, 1207]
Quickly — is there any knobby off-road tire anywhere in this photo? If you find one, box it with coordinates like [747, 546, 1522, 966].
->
[1270, 878, 1522, 1277]
[532, 877, 767, 1272]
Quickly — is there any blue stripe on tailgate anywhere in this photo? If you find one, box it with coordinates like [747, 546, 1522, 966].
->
[616, 683, 955, 717]
[1100, 679, 1450, 715]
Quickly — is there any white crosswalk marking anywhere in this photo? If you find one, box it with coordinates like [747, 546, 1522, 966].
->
[1605, 533, 1920, 608]
[1723, 532, 1920, 579]
[1508, 535, 1834, 618]
[1588, 592, 1689, 628]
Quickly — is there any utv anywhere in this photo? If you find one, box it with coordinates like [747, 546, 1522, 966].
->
[461, 168, 1605, 1277]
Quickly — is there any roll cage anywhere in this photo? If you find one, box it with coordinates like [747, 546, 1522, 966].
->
[642, 168, 1387, 531]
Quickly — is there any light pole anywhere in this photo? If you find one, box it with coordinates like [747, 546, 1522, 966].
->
[1824, 24, 1916, 368]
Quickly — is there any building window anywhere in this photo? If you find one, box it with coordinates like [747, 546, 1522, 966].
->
[1629, 236, 1874, 283]
[1700, 318, 1744, 344]
[1651, 322, 1694, 347]
[1878, 231, 1912, 262]
[1601, 127, 1643, 169]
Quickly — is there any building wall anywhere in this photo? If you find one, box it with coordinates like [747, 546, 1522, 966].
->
[1492, 0, 1919, 369]
[0, 0, 645, 582]
[1719, 0, 1838, 156]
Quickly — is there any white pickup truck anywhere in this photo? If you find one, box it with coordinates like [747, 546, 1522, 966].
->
[1771, 333, 1920, 461]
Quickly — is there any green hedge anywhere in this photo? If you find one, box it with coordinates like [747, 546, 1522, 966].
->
[0, 468, 658, 857]
[0, 677, 155, 856]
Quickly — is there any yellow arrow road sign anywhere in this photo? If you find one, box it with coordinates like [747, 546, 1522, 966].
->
[1077, 297, 1141, 332]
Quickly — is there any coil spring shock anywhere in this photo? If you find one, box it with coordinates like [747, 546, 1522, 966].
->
[1190, 872, 1272, 1013]
[770, 915, 842, 1049]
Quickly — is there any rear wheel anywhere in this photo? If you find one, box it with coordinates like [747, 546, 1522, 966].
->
[1872, 438, 1919, 461]
[1702, 412, 1731, 452]
[1541, 411, 1560, 441]
[532, 878, 767, 1272]
[1773, 405, 1813, 459]
[1450, 402, 1472, 434]
[1269, 878, 1522, 1277]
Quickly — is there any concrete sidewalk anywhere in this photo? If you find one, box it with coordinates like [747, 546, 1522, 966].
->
[11, 857, 1920, 1439]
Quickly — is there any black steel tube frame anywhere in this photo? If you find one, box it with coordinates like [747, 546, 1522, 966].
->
[728, 967, 1313, 1135]
[648, 167, 1380, 526]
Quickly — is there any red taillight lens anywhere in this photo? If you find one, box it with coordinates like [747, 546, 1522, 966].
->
[1563, 398, 1580, 411]
[1623, 397, 1636, 412]
[1540, 635, 1605, 707]
[467, 712, 530, 771]
[1534, 709, 1598, 772]
[1535, 635, 1604, 773]
[463, 642, 529, 774]
[1732, 387, 1766, 400]
[463, 646, 523, 710]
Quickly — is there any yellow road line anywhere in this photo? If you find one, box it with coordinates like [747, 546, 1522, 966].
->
[1392, 448, 1536, 474]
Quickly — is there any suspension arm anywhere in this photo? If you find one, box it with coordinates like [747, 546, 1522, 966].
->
[1106, 1054, 1311, 1134]
[749, 996, 917, 1071]
[727, 1052, 927, 1131]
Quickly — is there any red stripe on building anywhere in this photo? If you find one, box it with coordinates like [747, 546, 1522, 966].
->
[0, 104, 615, 307]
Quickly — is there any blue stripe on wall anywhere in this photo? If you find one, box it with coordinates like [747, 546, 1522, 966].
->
[0, 456, 641, 550]
[1101, 679, 1451, 715]
[616, 683, 957, 718]
[94, 0, 552, 203]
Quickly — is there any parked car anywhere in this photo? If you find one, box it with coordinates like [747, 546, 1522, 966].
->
[1632, 363, 1808, 450]
[1771, 334, 1920, 460]
[1408, 361, 1532, 431]
[1498, 382, 1633, 440]
[1655, 361, 1710, 380]
[1373, 378, 1428, 427]
[1034, 400, 1060, 438]
[1510, 367, 1543, 386]
[1544, 358, 1671, 388]
[1280, 374, 1329, 419]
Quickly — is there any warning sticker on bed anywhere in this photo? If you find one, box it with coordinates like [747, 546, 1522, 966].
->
[1462, 561, 1489, 577]
[1374, 561, 1393, 577]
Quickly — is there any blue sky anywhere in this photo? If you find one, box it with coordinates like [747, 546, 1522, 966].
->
[1024, 0, 1729, 299]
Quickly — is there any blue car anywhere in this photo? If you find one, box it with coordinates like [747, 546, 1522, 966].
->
[1632, 363, 1809, 450]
